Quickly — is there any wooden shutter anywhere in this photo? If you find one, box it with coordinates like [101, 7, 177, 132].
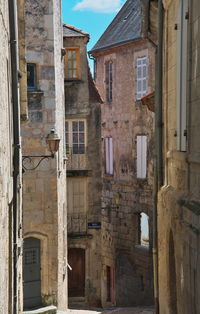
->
[105, 61, 113, 102]
[136, 57, 148, 99]
[105, 138, 109, 174]
[136, 135, 147, 179]
[105, 137, 113, 174]
[109, 138, 113, 175]
[177, 0, 188, 151]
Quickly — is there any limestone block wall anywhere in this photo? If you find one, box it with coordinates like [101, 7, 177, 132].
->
[93, 41, 155, 307]
[158, 0, 200, 313]
[0, 1, 23, 313]
[22, 0, 67, 309]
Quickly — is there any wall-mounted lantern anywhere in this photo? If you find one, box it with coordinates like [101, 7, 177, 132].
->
[22, 129, 60, 171]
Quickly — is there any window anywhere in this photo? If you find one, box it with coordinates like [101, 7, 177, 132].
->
[67, 178, 87, 214]
[65, 120, 86, 154]
[176, 0, 188, 151]
[27, 63, 36, 91]
[105, 137, 113, 175]
[136, 57, 148, 99]
[136, 135, 147, 179]
[105, 61, 113, 102]
[65, 48, 80, 80]
[137, 212, 149, 248]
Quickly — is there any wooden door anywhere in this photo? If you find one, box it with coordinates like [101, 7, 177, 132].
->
[68, 248, 85, 297]
[23, 238, 41, 309]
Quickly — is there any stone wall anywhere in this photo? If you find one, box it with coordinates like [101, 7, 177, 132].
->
[0, 1, 23, 313]
[93, 40, 155, 307]
[22, 0, 67, 310]
[158, 0, 200, 313]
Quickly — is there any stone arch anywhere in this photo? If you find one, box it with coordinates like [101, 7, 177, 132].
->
[168, 230, 178, 314]
[24, 232, 49, 297]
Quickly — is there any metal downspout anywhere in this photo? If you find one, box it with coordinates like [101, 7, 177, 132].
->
[8, 0, 21, 312]
[153, 0, 164, 314]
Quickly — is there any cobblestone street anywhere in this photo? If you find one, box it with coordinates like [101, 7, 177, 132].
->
[68, 306, 155, 314]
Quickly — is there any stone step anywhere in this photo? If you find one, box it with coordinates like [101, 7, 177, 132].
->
[23, 305, 57, 314]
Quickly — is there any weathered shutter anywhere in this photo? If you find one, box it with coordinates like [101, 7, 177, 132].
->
[109, 62, 113, 101]
[136, 57, 148, 99]
[109, 138, 113, 175]
[137, 59, 142, 99]
[142, 57, 147, 96]
[105, 138, 109, 174]
[137, 135, 147, 179]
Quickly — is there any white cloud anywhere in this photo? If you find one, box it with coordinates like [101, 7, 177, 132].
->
[73, 0, 124, 13]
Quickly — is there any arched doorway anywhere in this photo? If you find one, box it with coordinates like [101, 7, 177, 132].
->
[68, 248, 85, 297]
[23, 237, 41, 309]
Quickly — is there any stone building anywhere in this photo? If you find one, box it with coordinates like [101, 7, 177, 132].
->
[63, 24, 102, 307]
[157, 0, 200, 313]
[21, 0, 67, 311]
[90, 0, 155, 307]
[0, 0, 26, 313]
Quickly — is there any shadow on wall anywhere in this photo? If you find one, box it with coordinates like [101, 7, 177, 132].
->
[115, 253, 153, 307]
[168, 230, 177, 314]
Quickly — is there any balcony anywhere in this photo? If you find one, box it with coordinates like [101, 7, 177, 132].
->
[66, 146, 88, 171]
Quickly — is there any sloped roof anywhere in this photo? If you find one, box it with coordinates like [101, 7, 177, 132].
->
[63, 24, 89, 38]
[90, 0, 143, 53]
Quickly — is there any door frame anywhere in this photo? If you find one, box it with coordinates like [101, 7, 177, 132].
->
[24, 232, 49, 300]
[68, 244, 87, 302]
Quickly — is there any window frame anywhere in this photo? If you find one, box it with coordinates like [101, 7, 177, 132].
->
[105, 60, 113, 102]
[136, 56, 148, 100]
[104, 137, 113, 175]
[136, 135, 147, 179]
[65, 119, 87, 154]
[136, 212, 149, 248]
[65, 47, 80, 80]
[27, 63, 37, 91]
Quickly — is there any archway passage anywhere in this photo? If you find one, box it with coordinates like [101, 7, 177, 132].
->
[23, 237, 41, 309]
[68, 248, 85, 297]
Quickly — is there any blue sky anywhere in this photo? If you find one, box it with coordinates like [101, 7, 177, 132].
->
[62, 0, 126, 53]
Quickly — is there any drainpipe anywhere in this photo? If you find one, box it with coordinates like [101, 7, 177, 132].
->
[8, 0, 21, 313]
[153, 0, 164, 314]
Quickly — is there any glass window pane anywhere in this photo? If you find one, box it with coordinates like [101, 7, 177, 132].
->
[138, 80, 142, 92]
[27, 64, 36, 89]
[79, 121, 84, 131]
[72, 121, 78, 131]
[72, 60, 77, 68]
[73, 144, 79, 154]
[72, 70, 77, 78]
[68, 60, 73, 69]
[73, 133, 78, 143]
[79, 144, 85, 154]
[142, 80, 147, 93]
[143, 66, 147, 77]
[68, 50, 73, 58]
[79, 133, 84, 143]
[137, 67, 142, 78]
[68, 69, 72, 78]
[71, 50, 76, 58]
